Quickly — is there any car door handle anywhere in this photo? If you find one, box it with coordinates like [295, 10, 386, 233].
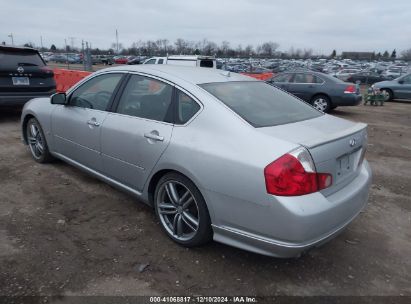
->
[144, 132, 164, 142]
[87, 120, 100, 127]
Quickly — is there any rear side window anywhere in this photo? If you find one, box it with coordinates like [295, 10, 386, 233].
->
[158, 59, 164, 64]
[116, 75, 173, 122]
[175, 90, 201, 124]
[0, 49, 45, 68]
[200, 60, 214, 68]
[200, 81, 322, 128]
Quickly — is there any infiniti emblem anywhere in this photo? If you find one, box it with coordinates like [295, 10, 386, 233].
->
[17, 66, 24, 73]
[349, 139, 357, 147]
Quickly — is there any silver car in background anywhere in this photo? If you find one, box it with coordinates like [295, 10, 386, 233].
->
[21, 65, 372, 258]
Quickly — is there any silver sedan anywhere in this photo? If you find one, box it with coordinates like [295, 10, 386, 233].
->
[21, 65, 372, 258]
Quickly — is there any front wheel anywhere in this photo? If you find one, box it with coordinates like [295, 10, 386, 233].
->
[311, 95, 331, 113]
[381, 89, 393, 102]
[26, 118, 53, 163]
[154, 173, 213, 247]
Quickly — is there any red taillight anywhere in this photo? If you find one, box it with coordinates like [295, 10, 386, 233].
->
[264, 148, 332, 196]
[41, 66, 53, 75]
[344, 85, 356, 94]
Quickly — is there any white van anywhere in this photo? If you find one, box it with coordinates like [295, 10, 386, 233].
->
[143, 55, 216, 69]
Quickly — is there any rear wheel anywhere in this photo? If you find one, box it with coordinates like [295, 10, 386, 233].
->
[26, 118, 53, 163]
[154, 173, 213, 247]
[311, 95, 331, 113]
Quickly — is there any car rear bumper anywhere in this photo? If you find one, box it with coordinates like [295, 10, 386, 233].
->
[333, 94, 362, 106]
[209, 160, 372, 258]
[0, 90, 56, 106]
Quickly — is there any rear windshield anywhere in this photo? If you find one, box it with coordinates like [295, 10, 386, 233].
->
[200, 81, 322, 127]
[0, 49, 45, 67]
[200, 60, 214, 68]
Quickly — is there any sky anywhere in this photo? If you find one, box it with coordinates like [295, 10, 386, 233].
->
[1, 0, 410, 55]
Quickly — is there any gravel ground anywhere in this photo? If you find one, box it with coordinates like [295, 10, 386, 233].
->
[0, 102, 410, 300]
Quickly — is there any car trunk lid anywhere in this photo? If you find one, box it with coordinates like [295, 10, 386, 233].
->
[259, 115, 368, 196]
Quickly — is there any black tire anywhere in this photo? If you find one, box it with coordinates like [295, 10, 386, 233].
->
[154, 172, 213, 247]
[311, 94, 331, 113]
[381, 89, 393, 102]
[26, 118, 53, 163]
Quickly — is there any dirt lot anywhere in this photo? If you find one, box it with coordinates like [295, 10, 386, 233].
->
[0, 102, 410, 299]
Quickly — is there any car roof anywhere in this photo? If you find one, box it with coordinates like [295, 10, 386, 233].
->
[0, 45, 39, 53]
[99, 65, 256, 85]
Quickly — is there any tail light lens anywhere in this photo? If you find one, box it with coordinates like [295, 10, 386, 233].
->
[344, 85, 356, 94]
[264, 147, 332, 196]
[40, 66, 54, 74]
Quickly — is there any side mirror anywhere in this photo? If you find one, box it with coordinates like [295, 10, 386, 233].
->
[51, 93, 67, 105]
[398, 80, 404, 84]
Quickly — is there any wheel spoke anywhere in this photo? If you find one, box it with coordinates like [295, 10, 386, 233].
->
[30, 124, 38, 137]
[182, 196, 194, 209]
[158, 202, 177, 215]
[176, 215, 183, 236]
[166, 183, 180, 206]
[179, 190, 190, 204]
[181, 214, 197, 232]
[173, 214, 183, 236]
[182, 211, 199, 229]
[28, 137, 37, 145]
[36, 142, 44, 153]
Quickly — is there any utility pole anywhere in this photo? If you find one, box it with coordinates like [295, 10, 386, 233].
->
[82, 40, 86, 71]
[40, 36, 44, 50]
[68, 37, 75, 51]
[64, 38, 69, 69]
[8, 33, 14, 45]
[116, 29, 119, 54]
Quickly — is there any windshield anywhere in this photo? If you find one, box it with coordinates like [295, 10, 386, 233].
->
[200, 81, 322, 127]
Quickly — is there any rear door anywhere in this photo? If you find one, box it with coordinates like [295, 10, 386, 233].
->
[100, 74, 174, 192]
[287, 73, 321, 101]
[0, 47, 54, 94]
[52, 73, 124, 172]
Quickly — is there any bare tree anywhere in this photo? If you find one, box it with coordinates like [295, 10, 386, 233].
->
[401, 49, 411, 61]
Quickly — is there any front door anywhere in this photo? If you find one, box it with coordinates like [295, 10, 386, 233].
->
[51, 73, 124, 172]
[395, 74, 411, 99]
[101, 74, 174, 192]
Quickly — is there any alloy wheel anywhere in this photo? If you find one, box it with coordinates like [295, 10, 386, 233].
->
[156, 181, 200, 241]
[27, 122, 45, 160]
[313, 98, 328, 112]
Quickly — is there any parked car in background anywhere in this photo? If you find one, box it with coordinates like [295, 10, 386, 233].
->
[346, 71, 388, 85]
[127, 56, 143, 65]
[92, 55, 113, 65]
[381, 67, 405, 80]
[113, 56, 128, 64]
[334, 69, 362, 81]
[0, 45, 56, 106]
[21, 65, 371, 258]
[143, 55, 216, 68]
[268, 70, 362, 112]
[373, 73, 411, 101]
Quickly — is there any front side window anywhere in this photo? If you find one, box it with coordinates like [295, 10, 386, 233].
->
[201, 81, 322, 128]
[401, 74, 411, 84]
[145, 59, 156, 64]
[176, 90, 201, 124]
[69, 73, 123, 110]
[116, 75, 173, 122]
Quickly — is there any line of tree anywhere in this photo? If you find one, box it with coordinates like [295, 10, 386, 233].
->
[15, 39, 411, 61]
